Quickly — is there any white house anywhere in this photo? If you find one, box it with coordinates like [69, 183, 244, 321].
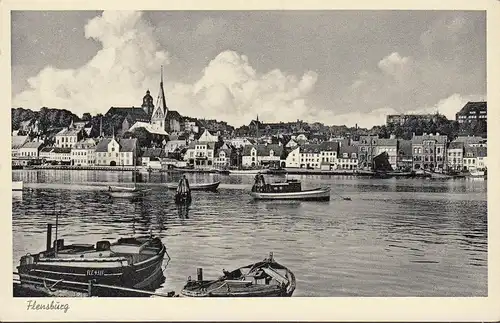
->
[184, 141, 216, 168]
[284, 146, 301, 168]
[95, 136, 138, 166]
[197, 129, 219, 143]
[214, 148, 232, 169]
[338, 145, 358, 170]
[476, 147, 487, 170]
[19, 141, 43, 159]
[446, 141, 464, 171]
[228, 137, 253, 148]
[55, 126, 84, 148]
[71, 138, 97, 166]
[241, 144, 283, 168]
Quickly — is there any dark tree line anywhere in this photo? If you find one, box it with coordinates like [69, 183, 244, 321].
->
[12, 107, 80, 132]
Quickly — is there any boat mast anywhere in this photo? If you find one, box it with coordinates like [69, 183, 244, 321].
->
[54, 208, 59, 256]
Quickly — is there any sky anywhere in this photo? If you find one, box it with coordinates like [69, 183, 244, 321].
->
[11, 10, 486, 128]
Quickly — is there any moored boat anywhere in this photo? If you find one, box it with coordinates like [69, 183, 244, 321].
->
[229, 169, 269, 175]
[12, 181, 23, 191]
[106, 186, 151, 198]
[424, 170, 453, 179]
[17, 230, 167, 297]
[166, 181, 220, 191]
[468, 169, 486, 178]
[181, 253, 295, 297]
[250, 173, 330, 201]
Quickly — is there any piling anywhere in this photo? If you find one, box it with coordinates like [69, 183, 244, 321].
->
[197, 268, 203, 281]
[46, 224, 52, 251]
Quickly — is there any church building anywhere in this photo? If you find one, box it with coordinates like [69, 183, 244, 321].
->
[150, 67, 182, 134]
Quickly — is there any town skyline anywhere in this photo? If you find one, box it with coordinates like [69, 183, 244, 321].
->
[12, 10, 486, 128]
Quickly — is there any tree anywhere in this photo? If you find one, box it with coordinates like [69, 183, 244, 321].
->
[82, 113, 92, 121]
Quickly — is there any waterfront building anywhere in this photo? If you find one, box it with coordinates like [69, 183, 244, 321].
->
[55, 125, 84, 148]
[456, 101, 487, 124]
[318, 141, 340, 170]
[446, 141, 464, 171]
[39, 147, 71, 164]
[284, 146, 301, 168]
[19, 141, 43, 159]
[397, 139, 413, 170]
[183, 141, 216, 168]
[71, 138, 97, 166]
[141, 148, 166, 169]
[411, 133, 448, 171]
[463, 146, 478, 171]
[95, 136, 138, 166]
[476, 147, 487, 170]
[241, 144, 283, 168]
[165, 134, 188, 153]
[374, 137, 398, 170]
[298, 144, 321, 169]
[214, 148, 232, 169]
[357, 135, 378, 169]
[12, 135, 29, 158]
[338, 145, 358, 170]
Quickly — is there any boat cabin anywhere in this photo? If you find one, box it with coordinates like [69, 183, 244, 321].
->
[252, 174, 302, 193]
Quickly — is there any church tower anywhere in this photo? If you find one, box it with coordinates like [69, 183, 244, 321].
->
[150, 66, 169, 132]
[141, 89, 154, 117]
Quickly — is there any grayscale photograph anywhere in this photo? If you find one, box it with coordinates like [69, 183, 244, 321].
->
[10, 10, 487, 298]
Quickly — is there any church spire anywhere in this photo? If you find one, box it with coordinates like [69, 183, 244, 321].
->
[158, 65, 168, 113]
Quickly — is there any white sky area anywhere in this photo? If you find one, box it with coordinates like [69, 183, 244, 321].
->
[11, 10, 486, 128]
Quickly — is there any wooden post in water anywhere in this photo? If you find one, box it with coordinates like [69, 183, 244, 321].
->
[197, 268, 203, 281]
[88, 280, 94, 297]
[46, 224, 52, 252]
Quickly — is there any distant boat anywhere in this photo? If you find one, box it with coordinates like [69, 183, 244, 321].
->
[469, 169, 486, 178]
[181, 253, 295, 297]
[229, 169, 269, 175]
[165, 181, 220, 192]
[249, 174, 330, 201]
[424, 170, 453, 179]
[12, 181, 23, 191]
[106, 186, 151, 198]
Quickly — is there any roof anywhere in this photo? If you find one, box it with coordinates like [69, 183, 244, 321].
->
[40, 147, 54, 153]
[411, 134, 448, 144]
[21, 141, 43, 149]
[141, 148, 166, 158]
[319, 141, 339, 152]
[300, 144, 321, 154]
[453, 136, 486, 144]
[56, 127, 82, 136]
[12, 135, 29, 149]
[167, 110, 182, 120]
[129, 121, 169, 136]
[74, 138, 97, 149]
[377, 138, 398, 146]
[242, 144, 283, 156]
[448, 141, 464, 150]
[94, 137, 137, 152]
[339, 145, 357, 155]
[105, 107, 149, 121]
[217, 148, 232, 156]
[53, 147, 72, 154]
[456, 101, 487, 115]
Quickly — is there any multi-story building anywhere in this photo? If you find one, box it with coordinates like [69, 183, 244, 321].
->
[141, 148, 166, 169]
[213, 148, 232, 169]
[357, 135, 378, 169]
[338, 145, 358, 170]
[95, 137, 138, 166]
[184, 141, 216, 168]
[374, 137, 398, 170]
[71, 138, 97, 166]
[476, 147, 487, 170]
[284, 146, 301, 168]
[12, 135, 29, 158]
[55, 126, 84, 148]
[463, 146, 478, 171]
[446, 141, 464, 171]
[411, 133, 448, 171]
[39, 147, 71, 164]
[19, 141, 43, 159]
[396, 139, 413, 170]
[318, 141, 340, 170]
[298, 144, 321, 169]
[241, 144, 283, 168]
[456, 101, 487, 124]
[453, 136, 487, 147]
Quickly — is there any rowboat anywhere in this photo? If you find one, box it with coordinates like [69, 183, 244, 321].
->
[424, 170, 453, 179]
[229, 169, 269, 175]
[250, 174, 330, 201]
[17, 232, 167, 297]
[469, 169, 486, 177]
[181, 253, 295, 297]
[12, 181, 23, 191]
[106, 186, 151, 198]
[166, 181, 220, 191]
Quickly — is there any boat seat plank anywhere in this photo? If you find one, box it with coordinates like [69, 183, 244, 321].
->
[260, 267, 288, 283]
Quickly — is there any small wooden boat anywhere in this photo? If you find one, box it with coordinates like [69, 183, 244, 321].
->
[229, 169, 269, 175]
[17, 229, 167, 296]
[468, 169, 486, 177]
[424, 170, 453, 179]
[106, 186, 151, 198]
[166, 181, 220, 191]
[250, 174, 330, 201]
[12, 181, 23, 191]
[181, 253, 295, 297]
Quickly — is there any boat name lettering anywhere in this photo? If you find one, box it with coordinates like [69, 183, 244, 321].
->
[86, 269, 105, 276]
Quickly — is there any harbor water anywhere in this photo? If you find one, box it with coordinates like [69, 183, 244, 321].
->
[11, 169, 487, 296]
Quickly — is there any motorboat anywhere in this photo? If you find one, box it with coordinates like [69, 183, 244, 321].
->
[250, 173, 330, 201]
